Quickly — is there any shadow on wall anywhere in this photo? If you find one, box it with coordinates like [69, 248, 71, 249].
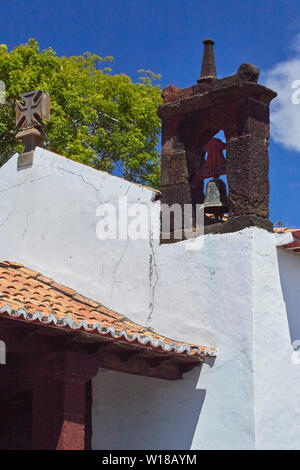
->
[92, 366, 206, 450]
[277, 248, 300, 344]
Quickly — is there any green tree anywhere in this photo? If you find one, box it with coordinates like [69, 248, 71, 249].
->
[0, 39, 162, 188]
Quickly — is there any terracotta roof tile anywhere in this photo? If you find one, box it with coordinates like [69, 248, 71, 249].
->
[19, 267, 40, 277]
[0, 261, 217, 358]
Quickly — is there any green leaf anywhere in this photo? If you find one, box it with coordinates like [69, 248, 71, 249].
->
[0, 39, 162, 189]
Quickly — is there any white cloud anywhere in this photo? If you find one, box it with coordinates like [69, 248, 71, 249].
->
[264, 37, 300, 152]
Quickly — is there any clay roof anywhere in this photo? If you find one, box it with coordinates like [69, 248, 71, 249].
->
[275, 228, 300, 253]
[0, 261, 216, 358]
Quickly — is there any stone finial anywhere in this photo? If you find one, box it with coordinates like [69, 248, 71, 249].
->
[237, 63, 260, 82]
[15, 90, 50, 168]
[200, 39, 217, 79]
[16, 90, 50, 161]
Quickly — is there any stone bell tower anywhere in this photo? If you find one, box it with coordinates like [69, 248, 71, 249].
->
[158, 39, 277, 240]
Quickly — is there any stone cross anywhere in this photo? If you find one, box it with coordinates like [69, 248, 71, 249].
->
[16, 90, 50, 166]
[16, 90, 50, 131]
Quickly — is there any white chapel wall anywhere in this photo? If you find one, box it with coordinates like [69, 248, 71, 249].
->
[277, 247, 300, 343]
[1, 149, 300, 449]
[0, 148, 156, 327]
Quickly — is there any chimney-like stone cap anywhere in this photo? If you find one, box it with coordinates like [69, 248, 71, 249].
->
[200, 38, 217, 79]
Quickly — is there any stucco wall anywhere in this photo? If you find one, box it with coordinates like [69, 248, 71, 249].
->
[0, 148, 300, 449]
[92, 230, 300, 450]
[0, 148, 157, 327]
[92, 368, 207, 450]
[251, 232, 300, 449]
[277, 247, 300, 343]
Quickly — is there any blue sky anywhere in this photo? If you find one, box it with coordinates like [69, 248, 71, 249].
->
[1, 0, 300, 227]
